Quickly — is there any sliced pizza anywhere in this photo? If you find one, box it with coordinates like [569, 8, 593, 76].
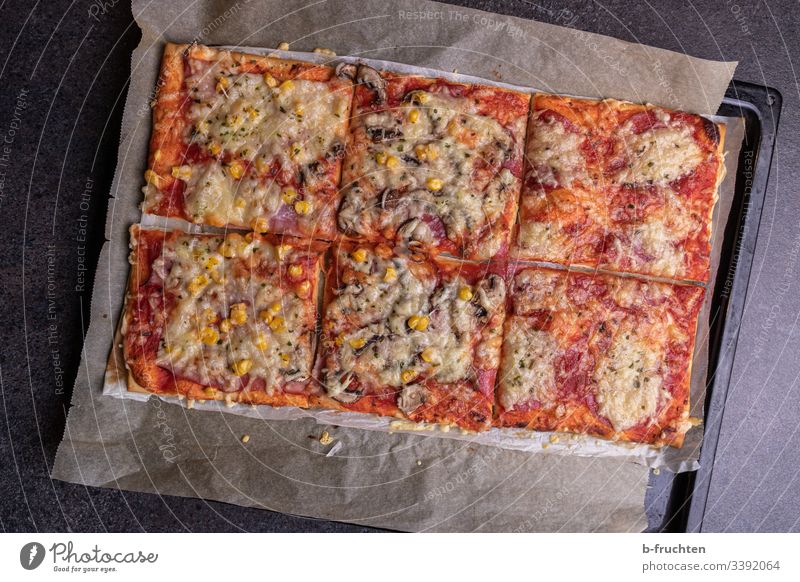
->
[496, 266, 705, 447]
[336, 66, 530, 261]
[123, 226, 326, 407]
[142, 43, 353, 240]
[315, 241, 507, 431]
[513, 94, 725, 282]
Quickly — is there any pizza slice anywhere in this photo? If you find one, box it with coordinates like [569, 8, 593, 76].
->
[142, 43, 353, 240]
[337, 66, 530, 261]
[123, 226, 326, 407]
[315, 241, 507, 431]
[513, 94, 725, 282]
[496, 266, 705, 447]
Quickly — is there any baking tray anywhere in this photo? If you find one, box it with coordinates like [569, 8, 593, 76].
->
[646, 80, 782, 532]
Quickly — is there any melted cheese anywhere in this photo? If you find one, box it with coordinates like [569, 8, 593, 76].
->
[153, 233, 313, 394]
[529, 114, 588, 187]
[324, 250, 505, 398]
[615, 124, 703, 186]
[338, 90, 522, 258]
[499, 320, 557, 410]
[152, 54, 349, 228]
[594, 331, 665, 431]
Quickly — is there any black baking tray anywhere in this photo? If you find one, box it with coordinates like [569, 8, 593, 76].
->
[646, 80, 782, 532]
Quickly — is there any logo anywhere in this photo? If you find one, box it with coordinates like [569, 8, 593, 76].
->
[20, 542, 46, 570]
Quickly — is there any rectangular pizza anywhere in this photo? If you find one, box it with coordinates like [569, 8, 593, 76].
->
[315, 241, 507, 431]
[512, 94, 725, 282]
[142, 43, 353, 240]
[496, 266, 705, 446]
[336, 65, 530, 261]
[122, 226, 326, 407]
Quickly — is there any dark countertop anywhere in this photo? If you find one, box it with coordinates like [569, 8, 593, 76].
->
[1, 0, 797, 532]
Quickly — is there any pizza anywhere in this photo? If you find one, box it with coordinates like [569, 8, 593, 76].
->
[496, 266, 705, 447]
[142, 43, 353, 240]
[315, 241, 507, 431]
[336, 65, 530, 261]
[512, 94, 725, 282]
[122, 226, 326, 407]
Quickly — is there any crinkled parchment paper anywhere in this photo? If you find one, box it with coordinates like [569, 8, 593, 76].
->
[52, 0, 739, 531]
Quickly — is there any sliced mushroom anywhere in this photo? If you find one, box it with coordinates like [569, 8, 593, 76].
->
[475, 274, 506, 316]
[398, 383, 428, 415]
[356, 64, 387, 104]
[366, 126, 403, 143]
[335, 62, 357, 81]
[380, 188, 406, 211]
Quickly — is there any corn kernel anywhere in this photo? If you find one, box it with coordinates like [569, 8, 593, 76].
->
[144, 169, 160, 185]
[408, 108, 420, 123]
[203, 308, 217, 323]
[204, 255, 220, 270]
[407, 315, 420, 330]
[219, 240, 237, 258]
[219, 319, 231, 333]
[288, 264, 303, 278]
[234, 197, 246, 209]
[228, 160, 245, 180]
[375, 151, 388, 165]
[231, 359, 253, 376]
[384, 266, 397, 282]
[200, 327, 219, 345]
[297, 280, 311, 297]
[276, 244, 291, 260]
[421, 347, 436, 363]
[416, 92, 430, 104]
[188, 274, 209, 295]
[246, 107, 259, 121]
[458, 286, 474, 301]
[251, 217, 269, 234]
[255, 334, 269, 350]
[230, 303, 248, 325]
[255, 156, 269, 173]
[269, 316, 286, 332]
[279, 79, 294, 91]
[352, 248, 368, 263]
[172, 166, 192, 181]
[349, 337, 366, 349]
[153, 149, 162, 161]
[414, 144, 428, 161]
[269, 301, 282, 314]
[263, 73, 278, 88]
[426, 144, 439, 161]
[401, 369, 416, 384]
[385, 155, 400, 169]
[204, 387, 216, 398]
[415, 315, 430, 331]
[294, 200, 312, 215]
[280, 353, 291, 364]
[259, 309, 273, 322]
[294, 105, 305, 117]
[281, 187, 298, 204]
[426, 177, 444, 191]
[208, 141, 221, 156]
[334, 333, 345, 346]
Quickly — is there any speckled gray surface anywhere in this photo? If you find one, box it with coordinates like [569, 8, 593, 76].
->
[1, 0, 798, 532]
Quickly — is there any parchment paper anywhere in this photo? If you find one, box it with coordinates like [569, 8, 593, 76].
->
[52, 0, 739, 532]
